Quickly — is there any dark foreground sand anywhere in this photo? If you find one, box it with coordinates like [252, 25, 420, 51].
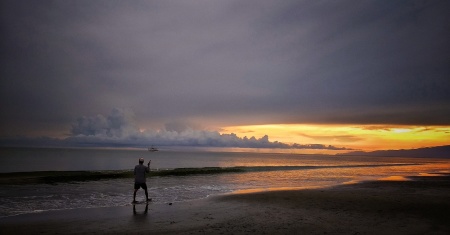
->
[1, 174, 449, 235]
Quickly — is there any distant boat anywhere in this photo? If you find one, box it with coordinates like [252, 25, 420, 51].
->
[148, 146, 158, 152]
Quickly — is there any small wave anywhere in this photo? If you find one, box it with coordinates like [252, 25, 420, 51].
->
[0, 163, 419, 185]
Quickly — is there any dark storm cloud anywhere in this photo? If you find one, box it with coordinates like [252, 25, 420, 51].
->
[62, 108, 353, 150]
[0, 108, 352, 150]
[1, 0, 450, 138]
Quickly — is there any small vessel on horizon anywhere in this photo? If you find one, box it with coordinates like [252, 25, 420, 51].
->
[148, 146, 158, 152]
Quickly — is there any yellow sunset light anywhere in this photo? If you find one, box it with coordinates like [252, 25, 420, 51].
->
[220, 124, 450, 152]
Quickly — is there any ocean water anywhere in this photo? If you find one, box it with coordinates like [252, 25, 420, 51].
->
[0, 147, 449, 218]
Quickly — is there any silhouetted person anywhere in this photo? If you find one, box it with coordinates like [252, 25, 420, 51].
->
[133, 158, 151, 203]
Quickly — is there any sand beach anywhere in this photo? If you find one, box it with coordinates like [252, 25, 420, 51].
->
[1, 174, 449, 235]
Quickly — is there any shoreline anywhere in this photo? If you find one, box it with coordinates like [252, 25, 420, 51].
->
[1, 174, 450, 234]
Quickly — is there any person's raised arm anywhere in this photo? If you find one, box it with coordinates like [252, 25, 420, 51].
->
[146, 160, 151, 172]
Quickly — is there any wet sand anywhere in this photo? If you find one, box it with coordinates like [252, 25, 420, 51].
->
[1, 174, 449, 234]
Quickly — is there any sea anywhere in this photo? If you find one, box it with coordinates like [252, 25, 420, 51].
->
[0, 147, 449, 218]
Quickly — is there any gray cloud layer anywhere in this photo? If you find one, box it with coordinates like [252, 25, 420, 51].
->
[1, 0, 450, 138]
[67, 108, 350, 150]
[0, 108, 351, 150]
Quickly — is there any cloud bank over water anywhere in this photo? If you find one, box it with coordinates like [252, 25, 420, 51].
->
[67, 109, 350, 150]
[1, 109, 351, 150]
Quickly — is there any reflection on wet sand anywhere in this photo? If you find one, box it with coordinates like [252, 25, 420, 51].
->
[133, 203, 148, 215]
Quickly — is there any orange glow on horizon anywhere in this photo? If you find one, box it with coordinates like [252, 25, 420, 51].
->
[220, 124, 450, 152]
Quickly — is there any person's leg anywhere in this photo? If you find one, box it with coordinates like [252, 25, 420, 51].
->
[133, 189, 138, 202]
[142, 183, 149, 201]
[133, 183, 139, 202]
[144, 189, 149, 201]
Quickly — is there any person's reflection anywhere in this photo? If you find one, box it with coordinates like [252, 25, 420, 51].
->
[133, 204, 148, 216]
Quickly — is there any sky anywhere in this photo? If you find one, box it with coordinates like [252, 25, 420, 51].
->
[1, 0, 449, 152]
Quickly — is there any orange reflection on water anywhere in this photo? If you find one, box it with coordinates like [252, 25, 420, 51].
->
[220, 157, 450, 192]
[418, 172, 449, 176]
[229, 186, 323, 195]
[378, 176, 410, 181]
